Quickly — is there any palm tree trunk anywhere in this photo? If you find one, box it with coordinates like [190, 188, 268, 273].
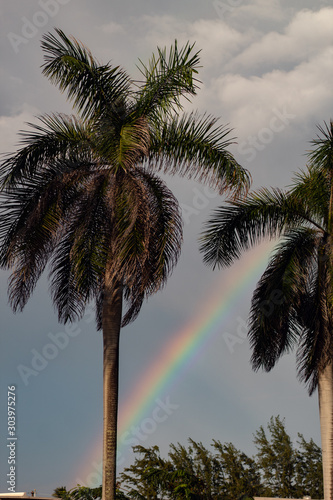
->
[318, 362, 333, 500]
[102, 282, 123, 500]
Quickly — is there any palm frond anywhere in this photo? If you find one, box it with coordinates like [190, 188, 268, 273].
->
[135, 40, 200, 119]
[295, 237, 333, 394]
[200, 187, 323, 269]
[113, 169, 182, 326]
[149, 112, 250, 197]
[41, 28, 132, 120]
[307, 120, 333, 174]
[0, 184, 61, 311]
[1, 113, 93, 187]
[48, 226, 86, 323]
[95, 115, 150, 169]
[49, 171, 112, 323]
[0, 155, 100, 319]
[249, 227, 319, 373]
[289, 166, 329, 228]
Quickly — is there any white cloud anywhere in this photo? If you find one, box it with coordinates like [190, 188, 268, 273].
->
[101, 21, 125, 35]
[186, 18, 255, 68]
[213, 0, 286, 24]
[208, 44, 333, 137]
[0, 105, 40, 153]
[128, 14, 254, 70]
[227, 7, 333, 71]
[116, 6, 333, 99]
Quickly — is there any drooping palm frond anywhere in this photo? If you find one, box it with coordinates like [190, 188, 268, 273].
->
[0, 157, 97, 313]
[49, 170, 111, 323]
[249, 227, 319, 376]
[48, 224, 87, 323]
[138, 168, 183, 282]
[0, 160, 75, 310]
[1, 113, 94, 187]
[200, 188, 318, 269]
[295, 234, 333, 395]
[109, 169, 182, 326]
[149, 111, 250, 197]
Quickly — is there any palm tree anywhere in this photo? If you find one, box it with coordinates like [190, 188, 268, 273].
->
[200, 121, 333, 499]
[0, 29, 250, 500]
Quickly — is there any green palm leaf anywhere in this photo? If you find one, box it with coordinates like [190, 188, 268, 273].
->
[249, 228, 319, 374]
[149, 112, 250, 196]
[41, 28, 132, 120]
[1, 113, 93, 187]
[135, 40, 200, 118]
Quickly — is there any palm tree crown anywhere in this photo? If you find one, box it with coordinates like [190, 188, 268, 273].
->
[1, 29, 250, 327]
[201, 121, 333, 394]
[0, 29, 250, 500]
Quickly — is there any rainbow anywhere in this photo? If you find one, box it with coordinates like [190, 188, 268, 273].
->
[73, 241, 274, 487]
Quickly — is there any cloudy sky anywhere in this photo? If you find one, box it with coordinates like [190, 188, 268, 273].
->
[0, 0, 332, 495]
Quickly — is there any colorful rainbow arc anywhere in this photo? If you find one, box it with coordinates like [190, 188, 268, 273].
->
[73, 242, 274, 485]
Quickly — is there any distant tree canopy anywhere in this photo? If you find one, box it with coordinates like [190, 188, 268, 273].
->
[120, 440, 261, 500]
[119, 417, 322, 499]
[254, 416, 323, 499]
[54, 416, 323, 500]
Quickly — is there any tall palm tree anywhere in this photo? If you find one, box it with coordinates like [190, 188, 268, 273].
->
[0, 29, 250, 500]
[200, 121, 333, 499]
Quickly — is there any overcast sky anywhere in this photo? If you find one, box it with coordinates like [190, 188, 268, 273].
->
[0, 0, 333, 495]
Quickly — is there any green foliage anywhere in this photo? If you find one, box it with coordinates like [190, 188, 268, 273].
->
[53, 417, 322, 499]
[53, 485, 126, 500]
[210, 441, 262, 500]
[254, 416, 296, 497]
[294, 434, 323, 499]
[53, 486, 71, 499]
[117, 417, 322, 499]
[253, 416, 323, 499]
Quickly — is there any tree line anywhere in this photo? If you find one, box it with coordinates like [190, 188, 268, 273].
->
[53, 416, 323, 500]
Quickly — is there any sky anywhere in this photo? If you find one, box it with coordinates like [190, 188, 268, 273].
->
[0, 0, 332, 495]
